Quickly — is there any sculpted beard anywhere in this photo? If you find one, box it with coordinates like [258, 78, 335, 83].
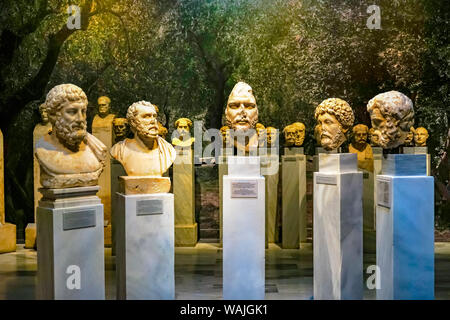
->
[54, 115, 87, 151]
[321, 128, 346, 150]
[134, 119, 158, 140]
[226, 114, 258, 132]
[376, 122, 402, 148]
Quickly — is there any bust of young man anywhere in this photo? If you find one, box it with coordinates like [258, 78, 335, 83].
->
[110, 101, 176, 176]
[35, 84, 107, 188]
[414, 127, 429, 147]
[314, 98, 355, 151]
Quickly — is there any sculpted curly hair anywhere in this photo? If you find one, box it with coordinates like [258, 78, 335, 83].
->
[314, 98, 355, 130]
[126, 100, 158, 132]
[45, 84, 88, 123]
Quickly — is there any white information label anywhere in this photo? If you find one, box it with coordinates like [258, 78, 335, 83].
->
[377, 178, 391, 208]
[316, 175, 337, 185]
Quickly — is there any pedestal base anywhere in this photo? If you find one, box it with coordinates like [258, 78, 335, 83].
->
[25, 223, 36, 249]
[313, 154, 363, 300]
[0, 223, 16, 253]
[116, 192, 175, 300]
[175, 223, 198, 247]
[36, 186, 105, 300]
[223, 157, 265, 300]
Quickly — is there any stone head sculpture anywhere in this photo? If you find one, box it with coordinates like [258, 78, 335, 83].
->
[266, 127, 278, 147]
[314, 98, 354, 151]
[175, 118, 193, 137]
[127, 101, 159, 143]
[39, 103, 49, 124]
[351, 124, 369, 150]
[414, 127, 429, 147]
[293, 122, 306, 147]
[283, 124, 297, 147]
[403, 126, 415, 146]
[225, 82, 258, 132]
[113, 118, 128, 142]
[367, 91, 414, 149]
[97, 96, 111, 118]
[255, 123, 266, 147]
[369, 127, 379, 146]
[220, 125, 231, 147]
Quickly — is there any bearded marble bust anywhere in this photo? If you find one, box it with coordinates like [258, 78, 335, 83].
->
[367, 91, 415, 149]
[35, 84, 107, 189]
[172, 118, 195, 147]
[292, 122, 306, 147]
[283, 124, 297, 147]
[314, 98, 354, 151]
[110, 101, 176, 176]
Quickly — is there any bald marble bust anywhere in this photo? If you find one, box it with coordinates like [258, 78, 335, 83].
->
[35, 84, 107, 188]
[110, 101, 176, 176]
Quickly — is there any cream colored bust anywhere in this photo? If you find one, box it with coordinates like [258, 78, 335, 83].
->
[110, 101, 176, 177]
[367, 91, 414, 149]
[414, 127, 429, 147]
[292, 122, 306, 147]
[35, 84, 107, 189]
[172, 118, 195, 147]
[225, 82, 259, 154]
[314, 98, 354, 151]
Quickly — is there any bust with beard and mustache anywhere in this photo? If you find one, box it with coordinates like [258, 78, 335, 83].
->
[110, 101, 176, 177]
[35, 84, 107, 189]
[367, 91, 414, 150]
[314, 98, 355, 151]
[225, 82, 259, 155]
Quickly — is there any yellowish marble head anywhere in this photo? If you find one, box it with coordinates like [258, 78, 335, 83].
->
[39, 103, 49, 124]
[175, 118, 193, 135]
[367, 91, 414, 149]
[351, 124, 369, 149]
[283, 124, 297, 147]
[113, 118, 128, 142]
[220, 125, 231, 146]
[266, 127, 278, 147]
[404, 126, 415, 146]
[97, 96, 111, 117]
[315, 98, 354, 150]
[225, 82, 258, 132]
[292, 122, 306, 146]
[414, 127, 429, 146]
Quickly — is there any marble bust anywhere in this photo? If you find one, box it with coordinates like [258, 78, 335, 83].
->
[172, 118, 195, 147]
[35, 84, 107, 189]
[314, 98, 354, 151]
[293, 122, 306, 147]
[113, 118, 128, 143]
[266, 127, 278, 147]
[110, 101, 176, 176]
[403, 126, 415, 147]
[220, 125, 231, 148]
[255, 123, 266, 147]
[367, 91, 414, 149]
[349, 124, 374, 172]
[225, 82, 259, 154]
[414, 127, 429, 147]
[283, 124, 296, 147]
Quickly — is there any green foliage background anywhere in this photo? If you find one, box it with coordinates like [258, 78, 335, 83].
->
[0, 0, 448, 235]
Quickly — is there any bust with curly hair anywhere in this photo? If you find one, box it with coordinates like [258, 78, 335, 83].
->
[172, 117, 195, 147]
[367, 91, 414, 149]
[314, 98, 355, 150]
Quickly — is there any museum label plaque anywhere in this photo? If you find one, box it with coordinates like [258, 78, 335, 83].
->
[136, 199, 164, 216]
[231, 180, 258, 198]
[63, 210, 96, 231]
[316, 175, 337, 185]
[377, 177, 391, 209]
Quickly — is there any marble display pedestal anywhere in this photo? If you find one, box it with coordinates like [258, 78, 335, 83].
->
[313, 147, 338, 172]
[36, 186, 105, 300]
[173, 148, 197, 246]
[218, 148, 233, 245]
[223, 156, 265, 299]
[0, 130, 15, 253]
[372, 147, 383, 233]
[362, 169, 375, 253]
[116, 186, 174, 300]
[111, 159, 126, 256]
[376, 154, 434, 300]
[261, 153, 279, 246]
[314, 153, 363, 300]
[403, 147, 431, 176]
[281, 147, 307, 248]
[92, 114, 115, 246]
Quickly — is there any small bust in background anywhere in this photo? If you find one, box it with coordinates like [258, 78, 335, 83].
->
[403, 126, 415, 147]
[39, 103, 50, 125]
[220, 125, 231, 148]
[97, 96, 112, 118]
[283, 124, 297, 147]
[256, 123, 266, 147]
[314, 98, 354, 151]
[367, 91, 414, 149]
[349, 124, 373, 172]
[292, 122, 306, 147]
[113, 118, 128, 143]
[266, 127, 278, 148]
[172, 117, 195, 147]
[414, 127, 429, 147]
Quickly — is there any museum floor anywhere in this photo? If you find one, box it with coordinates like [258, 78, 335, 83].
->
[1, 242, 450, 300]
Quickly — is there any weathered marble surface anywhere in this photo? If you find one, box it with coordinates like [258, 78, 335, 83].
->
[314, 153, 363, 300]
[174, 148, 197, 246]
[36, 186, 105, 300]
[377, 154, 434, 300]
[261, 154, 279, 245]
[116, 193, 174, 300]
[111, 159, 126, 256]
[223, 156, 265, 299]
[119, 176, 171, 194]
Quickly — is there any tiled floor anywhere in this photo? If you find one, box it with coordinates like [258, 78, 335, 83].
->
[1, 242, 450, 300]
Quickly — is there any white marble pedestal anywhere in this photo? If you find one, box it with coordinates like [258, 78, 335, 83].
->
[116, 192, 175, 300]
[313, 153, 363, 300]
[223, 156, 265, 300]
[36, 186, 105, 300]
[111, 159, 126, 256]
[403, 147, 431, 176]
[376, 154, 434, 300]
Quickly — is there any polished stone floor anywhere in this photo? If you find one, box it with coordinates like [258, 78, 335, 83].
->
[1, 242, 450, 300]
